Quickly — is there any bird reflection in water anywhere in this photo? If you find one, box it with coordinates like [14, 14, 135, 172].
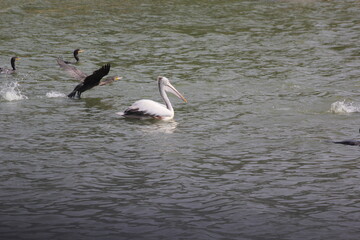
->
[125, 119, 179, 134]
[143, 120, 178, 134]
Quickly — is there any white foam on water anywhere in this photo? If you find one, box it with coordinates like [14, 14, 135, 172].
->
[0, 81, 28, 101]
[46, 91, 66, 98]
[330, 100, 360, 114]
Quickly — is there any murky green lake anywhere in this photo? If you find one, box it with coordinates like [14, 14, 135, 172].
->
[1, 0, 360, 239]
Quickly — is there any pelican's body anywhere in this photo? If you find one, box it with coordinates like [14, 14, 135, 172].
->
[124, 99, 174, 120]
[120, 76, 187, 120]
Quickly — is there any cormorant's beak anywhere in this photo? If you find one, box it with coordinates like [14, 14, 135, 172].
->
[16, 57, 21, 60]
[78, 50, 84, 53]
[114, 76, 122, 81]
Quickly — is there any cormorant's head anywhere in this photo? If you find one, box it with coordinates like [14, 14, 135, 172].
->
[74, 49, 84, 55]
[11, 57, 20, 62]
[73, 49, 84, 62]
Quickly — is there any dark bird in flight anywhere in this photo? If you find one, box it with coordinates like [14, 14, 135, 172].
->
[68, 64, 111, 99]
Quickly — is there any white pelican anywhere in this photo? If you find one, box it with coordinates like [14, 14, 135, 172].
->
[120, 76, 187, 120]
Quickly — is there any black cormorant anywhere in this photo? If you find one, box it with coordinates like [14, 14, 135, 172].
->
[333, 129, 360, 146]
[57, 58, 121, 86]
[333, 140, 360, 146]
[63, 49, 84, 64]
[68, 64, 111, 99]
[0, 57, 20, 74]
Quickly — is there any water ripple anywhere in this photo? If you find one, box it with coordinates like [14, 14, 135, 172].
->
[2, 1, 360, 240]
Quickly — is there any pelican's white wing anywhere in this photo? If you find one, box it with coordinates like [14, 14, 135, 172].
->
[123, 99, 173, 119]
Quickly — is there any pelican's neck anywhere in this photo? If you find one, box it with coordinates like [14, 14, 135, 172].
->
[159, 81, 173, 112]
[11, 59, 16, 70]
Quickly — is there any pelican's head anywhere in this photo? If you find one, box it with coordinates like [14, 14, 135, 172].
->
[158, 76, 187, 103]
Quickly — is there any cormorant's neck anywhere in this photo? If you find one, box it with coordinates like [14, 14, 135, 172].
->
[11, 59, 16, 70]
[74, 54, 79, 62]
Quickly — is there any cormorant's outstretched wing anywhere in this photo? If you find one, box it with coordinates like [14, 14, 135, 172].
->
[83, 64, 110, 86]
[57, 58, 87, 81]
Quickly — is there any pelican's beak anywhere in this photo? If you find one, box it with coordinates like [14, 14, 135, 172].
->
[166, 83, 187, 103]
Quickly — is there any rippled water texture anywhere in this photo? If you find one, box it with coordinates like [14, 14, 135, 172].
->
[1, 0, 360, 239]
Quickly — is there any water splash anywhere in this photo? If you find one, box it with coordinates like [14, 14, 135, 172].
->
[0, 81, 28, 101]
[330, 100, 360, 114]
[46, 91, 66, 98]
